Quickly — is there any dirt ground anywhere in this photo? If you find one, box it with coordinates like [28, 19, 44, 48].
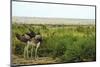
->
[12, 55, 60, 65]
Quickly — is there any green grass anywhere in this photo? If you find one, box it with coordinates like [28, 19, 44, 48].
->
[12, 23, 96, 64]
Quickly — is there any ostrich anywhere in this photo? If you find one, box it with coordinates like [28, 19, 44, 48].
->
[15, 30, 42, 60]
[26, 30, 42, 59]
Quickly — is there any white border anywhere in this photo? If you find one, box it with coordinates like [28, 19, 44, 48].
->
[0, 0, 100, 67]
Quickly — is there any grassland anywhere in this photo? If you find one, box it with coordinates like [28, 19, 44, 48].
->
[12, 17, 96, 65]
[12, 24, 96, 65]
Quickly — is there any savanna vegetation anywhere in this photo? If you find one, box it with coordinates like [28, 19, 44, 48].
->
[12, 23, 96, 65]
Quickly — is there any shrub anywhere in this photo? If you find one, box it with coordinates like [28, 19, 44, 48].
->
[60, 34, 96, 62]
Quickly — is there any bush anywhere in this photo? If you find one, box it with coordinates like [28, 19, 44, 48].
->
[60, 34, 96, 62]
[14, 42, 25, 55]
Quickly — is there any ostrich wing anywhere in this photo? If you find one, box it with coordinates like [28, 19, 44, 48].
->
[34, 35, 42, 42]
[24, 34, 31, 40]
[16, 33, 31, 43]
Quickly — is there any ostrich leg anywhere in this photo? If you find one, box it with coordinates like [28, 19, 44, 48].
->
[24, 46, 26, 59]
[30, 45, 34, 59]
[35, 42, 40, 60]
[24, 42, 30, 59]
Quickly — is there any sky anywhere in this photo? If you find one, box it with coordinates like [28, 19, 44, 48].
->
[12, 1, 95, 19]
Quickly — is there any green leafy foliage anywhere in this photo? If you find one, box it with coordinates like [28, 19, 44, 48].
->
[12, 23, 96, 62]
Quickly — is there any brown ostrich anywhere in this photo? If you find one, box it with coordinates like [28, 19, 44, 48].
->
[15, 30, 42, 60]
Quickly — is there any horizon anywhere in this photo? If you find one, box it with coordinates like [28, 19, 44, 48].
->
[12, 16, 95, 25]
[12, 16, 95, 20]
